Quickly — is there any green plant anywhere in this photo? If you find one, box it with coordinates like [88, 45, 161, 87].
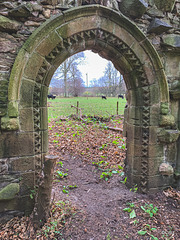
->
[92, 160, 109, 168]
[62, 185, 77, 194]
[123, 202, 136, 219]
[100, 171, 112, 181]
[37, 200, 77, 238]
[57, 161, 63, 167]
[120, 176, 127, 184]
[118, 143, 126, 149]
[62, 186, 69, 194]
[106, 232, 111, 240]
[56, 170, 68, 179]
[138, 224, 158, 239]
[99, 143, 107, 150]
[141, 203, 158, 217]
[29, 186, 38, 199]
[130, 184, 138, 193]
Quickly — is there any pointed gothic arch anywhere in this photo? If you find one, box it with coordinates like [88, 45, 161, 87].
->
[7, 5, 171, 197]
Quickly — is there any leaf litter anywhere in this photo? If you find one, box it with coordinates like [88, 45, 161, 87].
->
[0, 116, 180, 239]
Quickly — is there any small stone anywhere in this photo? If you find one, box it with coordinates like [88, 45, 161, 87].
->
[147, 6, 164, 18]
[159, 163, 174, 176]
[147, 18, 172, 34]
[32, 3, 43, 12]
[24, 21, 41, 27]
[0, 37, 17, 53]
[43, 9, 51, 18]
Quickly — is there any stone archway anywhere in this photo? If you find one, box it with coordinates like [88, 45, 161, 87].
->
[4, 5, 175, 215]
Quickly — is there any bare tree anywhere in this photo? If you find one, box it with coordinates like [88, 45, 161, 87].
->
[51, 52, 85, 97]
[89, 61, 125, 97]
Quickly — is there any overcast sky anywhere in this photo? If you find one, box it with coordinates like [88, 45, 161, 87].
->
[78, 50, 109, 86]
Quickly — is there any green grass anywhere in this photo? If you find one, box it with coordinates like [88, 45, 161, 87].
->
[48, 97, 126, 119]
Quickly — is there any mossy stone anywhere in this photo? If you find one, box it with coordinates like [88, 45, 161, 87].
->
[0, 183, 19, 201]
[1, 117, 20, 131]
[8, 101, 19, 118]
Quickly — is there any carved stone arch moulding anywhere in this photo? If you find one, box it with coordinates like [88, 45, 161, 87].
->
[7, 5, 170, 193]
[33, 28, 152, 193]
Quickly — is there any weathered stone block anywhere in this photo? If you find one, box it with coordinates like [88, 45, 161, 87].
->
[36, 31, 63, 57]
[126, 106, 142, 125]
[147, 18, 172, 34]
[9, 156, 35, 172]
[148, 157, 165, 175]
[154, 0, 176, 12]
[148, 174, 174, 189]
[158, 128, 179, 143]
[20, 172, 35, 196]
[24, 53, 44, 80]
[119, 0, 148, 18]
[149, 144, 166, 160]
[0, 132, 34, 158]
[159, 163, 174, 176]
[164, 54, 180, 79]
[8, 101, 18, 118]
[169, 80, 180, 100]
[20, 78, 35, 108]
[149, 126, 158, 144]
[160, 114, 175, 127]
[0, 183, 19, 201]
[0, 198, 18, 212]
[8, 4, 32, 18]
[41, 107, 48, 130]
[1, 117, 20, 131]
[0, 15, 21, 32]
[161, 34, 180, 49]
[42, 130, 48, 153]
[149, 84, 160, 105]
[149, 104, 160, 126]
[19, 107, 34, 131]
[41, 85, 49, 107]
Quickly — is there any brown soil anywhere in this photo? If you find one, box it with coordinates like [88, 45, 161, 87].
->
[0, 117, 180, 240]
[52, 153, 180, 240]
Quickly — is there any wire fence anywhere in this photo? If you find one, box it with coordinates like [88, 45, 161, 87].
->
[48, 97, 126, 119]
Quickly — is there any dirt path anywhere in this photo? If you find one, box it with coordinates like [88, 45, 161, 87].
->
[0, 118, 179, 239]
[52, 154, 180, 240]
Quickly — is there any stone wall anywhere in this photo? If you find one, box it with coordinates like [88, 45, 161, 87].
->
[0, 0, 180, 223]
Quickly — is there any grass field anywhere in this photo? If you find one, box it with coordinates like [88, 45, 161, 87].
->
[48, 97, 126, 119]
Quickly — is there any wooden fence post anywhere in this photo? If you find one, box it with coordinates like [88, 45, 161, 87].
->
[117, 101, 119, 115]
[77, 101, 79, 116]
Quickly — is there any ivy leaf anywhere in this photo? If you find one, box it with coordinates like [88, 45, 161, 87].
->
[123, 208, 131, 212]
[138, 230, 147, 235]
[130, 210, 136, 219]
